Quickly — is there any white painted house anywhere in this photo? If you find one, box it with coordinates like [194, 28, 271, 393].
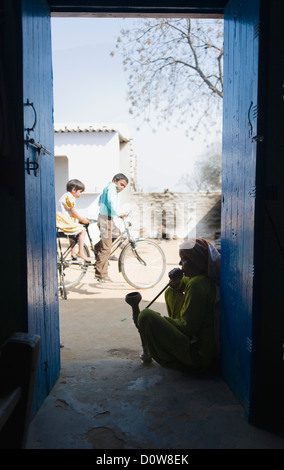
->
[54, 122, 136, 242]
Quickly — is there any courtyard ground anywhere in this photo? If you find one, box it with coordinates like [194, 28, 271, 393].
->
[27, 239, 284, 450]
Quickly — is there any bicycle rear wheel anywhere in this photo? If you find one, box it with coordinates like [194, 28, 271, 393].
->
[57, 235, 90, 289]
[120, 239, 166, 289]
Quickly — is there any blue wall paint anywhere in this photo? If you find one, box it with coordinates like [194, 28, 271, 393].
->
[221, 0, 260, 418]
[22, 0, 60, 412]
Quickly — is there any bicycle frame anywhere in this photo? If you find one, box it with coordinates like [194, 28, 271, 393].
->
[57, 231, 83, 265]
[85, 217, 133, 255]
[57, 232, 76, 299]
[85, 217, 147, 272]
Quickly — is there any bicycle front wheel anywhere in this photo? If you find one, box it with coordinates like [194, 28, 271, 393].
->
[57, 235, 90, 290]
[120, 239, 166, 289]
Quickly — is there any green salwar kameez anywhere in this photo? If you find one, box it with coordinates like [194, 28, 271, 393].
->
[138, 275, 217, 371]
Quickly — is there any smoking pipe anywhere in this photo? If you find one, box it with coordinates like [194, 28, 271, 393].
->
[125, 291, 152, 362]
[125, 268, 183, 363]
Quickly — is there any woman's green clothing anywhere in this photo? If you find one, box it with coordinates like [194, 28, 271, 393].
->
[138, 275, 217, 371]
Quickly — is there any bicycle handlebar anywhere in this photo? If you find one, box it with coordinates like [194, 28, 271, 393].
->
[79, 218, 97, 227]
[81, 212, 131, 228]
[121, 217, 132, 230]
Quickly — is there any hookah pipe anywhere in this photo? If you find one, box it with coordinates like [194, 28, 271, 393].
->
[125, 268, 183, 363]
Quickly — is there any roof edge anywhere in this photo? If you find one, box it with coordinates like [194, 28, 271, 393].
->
[54, 122, 131, 142]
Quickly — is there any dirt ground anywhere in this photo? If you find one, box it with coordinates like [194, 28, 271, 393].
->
[59, 239, 180, 362]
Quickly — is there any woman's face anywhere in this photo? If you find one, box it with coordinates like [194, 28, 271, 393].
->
[179, 250, 200, 278]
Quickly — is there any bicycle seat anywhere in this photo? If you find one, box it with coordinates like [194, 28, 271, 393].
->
[56, 230, 77, 240]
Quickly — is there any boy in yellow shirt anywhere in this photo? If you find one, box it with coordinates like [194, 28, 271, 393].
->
[56, 179, 90, 261]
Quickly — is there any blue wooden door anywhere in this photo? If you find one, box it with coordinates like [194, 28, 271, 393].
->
[22, 0, 60, 411]
[221, 0, 261, 420]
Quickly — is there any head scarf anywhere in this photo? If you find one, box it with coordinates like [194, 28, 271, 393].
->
[179, 238, 220, 283]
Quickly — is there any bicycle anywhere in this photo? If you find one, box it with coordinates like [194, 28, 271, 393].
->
[56, 215, 167, 299]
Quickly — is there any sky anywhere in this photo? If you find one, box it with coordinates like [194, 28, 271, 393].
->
[51, 17, 222, 192]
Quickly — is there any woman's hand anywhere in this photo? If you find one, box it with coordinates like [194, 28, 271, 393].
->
[168, 268, 183, 287]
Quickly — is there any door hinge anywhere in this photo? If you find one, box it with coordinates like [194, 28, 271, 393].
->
[246, 337, 252, 352]
[249, 186, 256, 198]
[249, 264, 255, 276]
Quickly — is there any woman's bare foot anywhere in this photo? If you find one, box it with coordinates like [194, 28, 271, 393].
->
[77, 251, 91, 262]
[71, 251, 77, 258]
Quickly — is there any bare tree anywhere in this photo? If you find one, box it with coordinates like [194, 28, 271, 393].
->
[178, 150, 222, 191]
[111, 18, 223, 136]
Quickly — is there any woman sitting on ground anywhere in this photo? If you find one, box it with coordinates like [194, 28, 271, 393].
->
[138, 238, 220, 372]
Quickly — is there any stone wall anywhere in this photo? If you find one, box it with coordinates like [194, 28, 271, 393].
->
[124, 191, 221, 241]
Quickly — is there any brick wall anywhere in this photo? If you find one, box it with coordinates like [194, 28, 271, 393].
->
[125, 191, 221, 241]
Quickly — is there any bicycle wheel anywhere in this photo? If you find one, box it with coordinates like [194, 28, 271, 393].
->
[57, 235, 90, 289]
[120, 239, 166, 289]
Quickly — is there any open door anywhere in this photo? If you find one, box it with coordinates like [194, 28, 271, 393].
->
[22, 0, 60, 411]
[221, 0, 262, 421]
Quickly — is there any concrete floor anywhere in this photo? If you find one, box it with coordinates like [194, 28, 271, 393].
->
[26, 240, 284, 450]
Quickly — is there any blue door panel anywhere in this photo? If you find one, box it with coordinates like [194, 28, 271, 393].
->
[221, 0, 260, 418]
[22, 0, 60, 412]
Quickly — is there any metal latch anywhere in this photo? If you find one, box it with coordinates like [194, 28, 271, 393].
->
[26, 139, 52, 176]
[24, 99, 52, 176]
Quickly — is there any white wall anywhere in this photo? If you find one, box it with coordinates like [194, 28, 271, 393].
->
[54, 155, 69, 204]
[54, 131, 121, 193]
